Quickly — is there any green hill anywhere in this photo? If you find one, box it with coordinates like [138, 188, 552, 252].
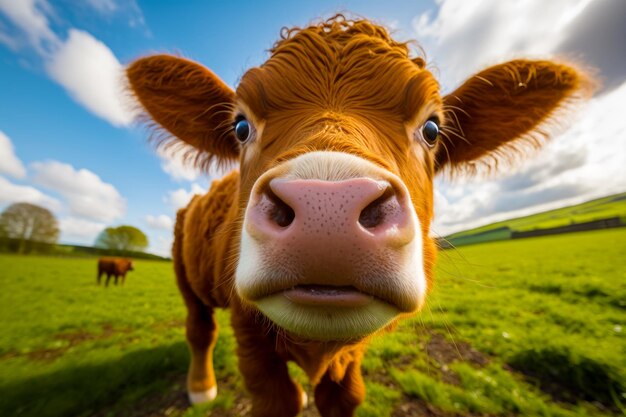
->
[442, 191, 626, 247]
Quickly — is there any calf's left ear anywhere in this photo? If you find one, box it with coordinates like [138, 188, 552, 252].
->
[126, 55, 239, 167]
[436, 60, 594, 174]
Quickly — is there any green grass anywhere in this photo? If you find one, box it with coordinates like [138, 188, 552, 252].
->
[445, 191, 626, 246]
[1, 228, 625, 416]
[0, 255, 237, 417]
[412, 228, 626, 416]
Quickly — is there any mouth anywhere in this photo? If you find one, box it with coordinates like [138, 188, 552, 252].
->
[282, 285, 374, 307]
[254, 286, 400, 341]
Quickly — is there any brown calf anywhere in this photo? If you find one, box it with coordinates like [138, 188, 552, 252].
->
[97, 257, 134, 287]
[127, 15, 592, 417]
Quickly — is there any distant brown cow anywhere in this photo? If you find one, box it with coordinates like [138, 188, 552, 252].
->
[97, 258, 134, 287]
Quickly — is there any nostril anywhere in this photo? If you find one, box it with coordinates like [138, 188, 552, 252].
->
[358, 186, 396, 229]
[265, 188, 295, 228]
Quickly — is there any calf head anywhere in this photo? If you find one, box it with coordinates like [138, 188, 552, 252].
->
[127, 17, 591, 342]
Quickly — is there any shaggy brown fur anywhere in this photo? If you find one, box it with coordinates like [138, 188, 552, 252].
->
[97, 258, 134, 287]
[127, 15, 593, 417]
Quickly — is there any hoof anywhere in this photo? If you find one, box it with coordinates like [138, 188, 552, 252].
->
[188, 386, 217, 404]
[301, 390, 308, 408]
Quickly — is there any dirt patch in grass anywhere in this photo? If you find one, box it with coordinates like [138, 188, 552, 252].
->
[0, 350, 19, 360]
[27, 346, 68, 361]
[18, 323, 128, 362]
[425, 333, 489, 368]
[152, 319, 185, 331]
[391, 397, 485, 417]
[405, 331, 491, 387]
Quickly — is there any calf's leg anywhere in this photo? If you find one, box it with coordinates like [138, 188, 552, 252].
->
[174, 244, 219, 402]
[184, 298, 219, 403]
[174, 260, 219, 403]
[172, 207, 219, 403]
[314, 360, 365, 417]
[232, 306, 304, 417]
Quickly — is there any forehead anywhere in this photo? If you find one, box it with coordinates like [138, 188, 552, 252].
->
[236, 20, 440, 121]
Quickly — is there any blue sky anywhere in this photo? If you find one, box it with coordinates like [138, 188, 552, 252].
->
[1, 0, 625, 256]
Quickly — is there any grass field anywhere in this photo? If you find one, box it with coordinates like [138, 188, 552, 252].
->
[1, 228, 625, 417]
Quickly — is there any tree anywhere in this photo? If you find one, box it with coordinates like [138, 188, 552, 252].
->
[95, 225, 148, 252]
[0, 202, 60, 253]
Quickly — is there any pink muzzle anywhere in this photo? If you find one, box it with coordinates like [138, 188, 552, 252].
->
[245, 177, 416, 289]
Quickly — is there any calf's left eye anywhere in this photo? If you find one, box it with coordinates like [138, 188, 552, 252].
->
[234, 118, 251, 142]
[421, 119, 440, 147]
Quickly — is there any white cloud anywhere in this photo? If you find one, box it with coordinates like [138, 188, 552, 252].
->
[433, 179, 500, 236]
[45, 29, 135, 127]
[555, 0, 626, 92]
[0, 1, 135, 127]
[157, 145, 235, 182]
[0, 27, 19, 50]
[536, 80, 626, 196]
[165, 183, 206, 210]
[31, 160, 125, 222]
[82, 0, 148, 33]
[0, 0, 58, 53]
[0, 175, 61, 211]
[157, 146, 204, 182]
[145, 214, 173, 230]
[59, 216, 106, 245]
[84, 0, 117, 14]
[413, 0, 594, 90]
[0, 131, 26, 179]
[432, 188, 448, 216]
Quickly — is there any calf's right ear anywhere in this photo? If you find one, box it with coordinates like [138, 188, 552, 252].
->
[435, 60, 594, 175]
[126, 55, 239, 166]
